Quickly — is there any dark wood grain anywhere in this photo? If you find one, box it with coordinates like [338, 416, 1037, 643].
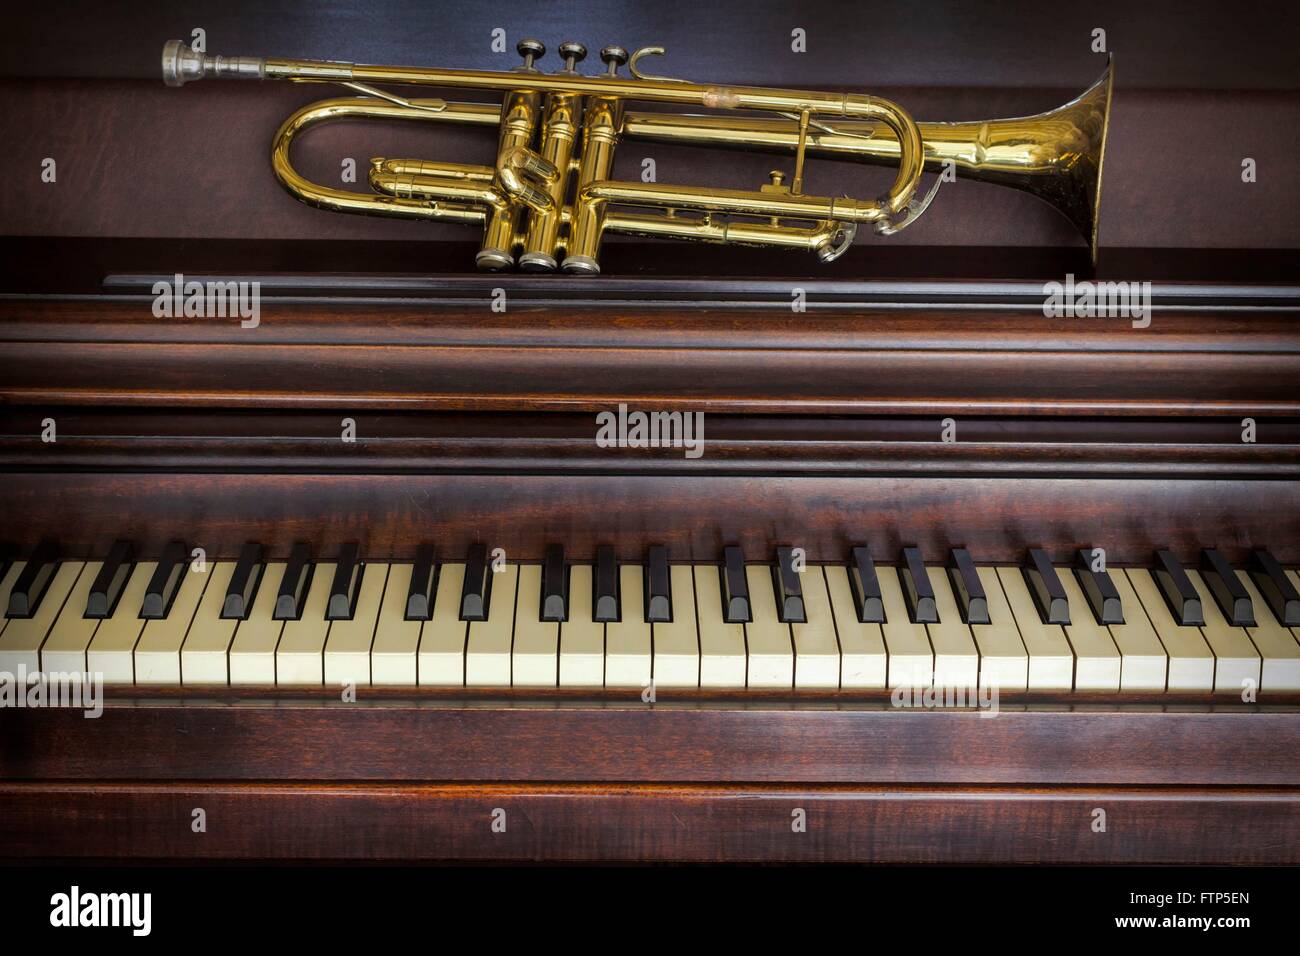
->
[2, 284, 1298, 863]
[3, 299, 1298, 415]
[4, 696, 1297, 786]
[10, 239, 1300, 294]
[1, 782, 1294, 863]
[2, 471, 1296, 563]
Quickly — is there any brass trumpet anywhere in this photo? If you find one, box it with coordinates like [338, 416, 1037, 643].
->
[161, 39, 1111, 273]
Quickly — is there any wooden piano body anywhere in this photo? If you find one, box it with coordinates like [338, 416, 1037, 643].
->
[1, 0, 1299, 863]
[1, 288, 1298, 863]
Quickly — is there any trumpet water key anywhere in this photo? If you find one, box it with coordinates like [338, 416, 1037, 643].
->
[161, 39, 1111, 274]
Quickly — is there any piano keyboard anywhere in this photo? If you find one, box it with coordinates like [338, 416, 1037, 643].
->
[1, 542, 1298, 692]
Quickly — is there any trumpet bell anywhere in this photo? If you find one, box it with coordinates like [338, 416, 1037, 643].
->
[969, 57, 1114, 264]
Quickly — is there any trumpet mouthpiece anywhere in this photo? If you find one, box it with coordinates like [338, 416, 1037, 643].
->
[161, 39, 265, 87]
[161, 39, 201, 86]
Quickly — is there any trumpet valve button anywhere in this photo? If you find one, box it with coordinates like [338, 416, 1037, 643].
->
[558, 41, 587, 71]
[517, 39, 545, 70]
[600, 45, 629, 74]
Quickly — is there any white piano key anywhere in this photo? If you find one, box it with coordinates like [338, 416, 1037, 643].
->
[744, 565, 793, 688]
[86, 561, 153, 684]
[419, 562, 467, 686]
[559, 565, 605, 687]
[878, 566, 933, 688]
[791, 565, 840, 688]
[0, 561, 82, 675]
[371, 562, 420, 686]
[175, 562, 237, 684]
[969, 566, 1028, 691]
[1186, 569, 1261, 694]
[513, 564, 558, 687]
[1056, 568, 1121, 691]
[652, 564, 699, 688]
[1104, 569, 1169, 690]
[1127, 568, 1214, 691]
[606, 565, 652, 688]
[228, 562, 285, 685]
[996, 566, 1074, 690]
[823, 565, 886, 688]
[323, 562, 387, 686]
[40, 561, 101, 674]
[274, 562, 333, 686]
[134, 558, 210, 684]
[1238, 571, 1300, 691]
[693, 565, 747, 688]
[465, 564, 517, 686]
[925, 568, 979, 689]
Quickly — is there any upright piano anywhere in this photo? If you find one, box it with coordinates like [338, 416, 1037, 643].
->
[1, 1, 1298, 863]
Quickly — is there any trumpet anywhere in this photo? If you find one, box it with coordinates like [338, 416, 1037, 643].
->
[161, 39, 1110, 273]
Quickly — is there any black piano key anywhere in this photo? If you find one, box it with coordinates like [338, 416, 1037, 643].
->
[1248, 550, 1300, 627]
[595, 545, 621, 623]
[948, 548, 989, 625]
[1074, 550, 1124, 625]
[541, 544, 568, 622]
[899, 547, 938, 624]
[460, 543, 490, 621]
[1153, 549, 1204, 626]
[405, 544, 436, 621]
[1024, 548, 1070, 625]
[221, 541, 264, 620]
[772, 546, 805, 623]
[7, 538, 61, 619]
[721, 546, 751, 623]
[141, 540, 188, 619]
[273, 542, 313, 621]
[644, 546, 670, 623]
[1200, 548, 1254, 627]
[85, 539, 134, 619]
[326, 543, 363, 621]
[848, 546, 885, 624]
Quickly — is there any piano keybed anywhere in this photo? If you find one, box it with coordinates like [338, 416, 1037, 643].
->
[4, 544, 1298, 693]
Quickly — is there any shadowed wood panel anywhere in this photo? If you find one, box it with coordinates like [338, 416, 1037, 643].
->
[0, 783, 1294, 863]
[2, 472, 1296, 563]
[3, 699, 1297, 786]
